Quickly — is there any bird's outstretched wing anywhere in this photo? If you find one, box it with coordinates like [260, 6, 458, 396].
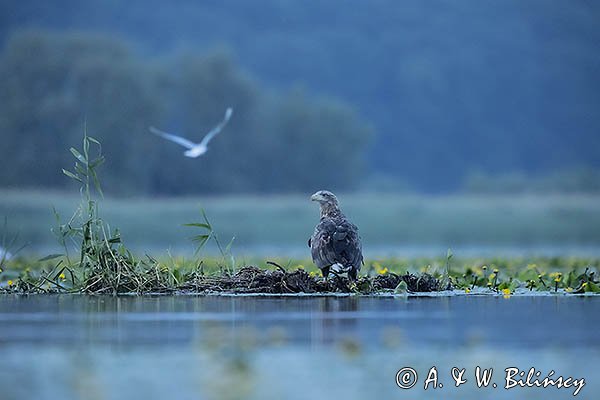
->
[149, 126, 197, 149]
[199, 107, 233, 148]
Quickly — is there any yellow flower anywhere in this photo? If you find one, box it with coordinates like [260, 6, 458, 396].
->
[565, 287, 573, 293]
[582, 282, 588, 288]
[502, 288, 511, 295]
[377, 267, 389, 275]
[549, 272, 562, 280]
[489, 273, 496, 280]
[464, 288, 471, 294]
[308, 271, 317, 278]
[493, 268, 499, 274]
[59, 273, 66, 280]
[482, 265, 488, 271]
[7, 280, 13, 286]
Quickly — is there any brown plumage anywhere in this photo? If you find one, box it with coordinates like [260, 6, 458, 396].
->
[308, 190, 363, 280]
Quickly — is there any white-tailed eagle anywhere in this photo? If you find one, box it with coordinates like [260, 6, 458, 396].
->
[308, 190, 363, 280]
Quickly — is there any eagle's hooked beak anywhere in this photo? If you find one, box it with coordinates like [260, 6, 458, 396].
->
[311, 193, 323, 202]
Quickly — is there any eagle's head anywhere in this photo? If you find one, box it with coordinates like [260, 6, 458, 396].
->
[311, 190, 338, 205]
[311, 190, 341, 217]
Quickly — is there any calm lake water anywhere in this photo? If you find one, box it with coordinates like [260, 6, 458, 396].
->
[0, 295, 598, 400]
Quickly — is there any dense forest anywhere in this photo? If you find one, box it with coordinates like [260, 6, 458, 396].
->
[1, 0, 599, 194]
[0, 31, 371, 195]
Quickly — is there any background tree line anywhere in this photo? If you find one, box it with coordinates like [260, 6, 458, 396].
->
[0, 31, 372, 195]
[1, 2, 599, 257]
[1, 0, 599, 194]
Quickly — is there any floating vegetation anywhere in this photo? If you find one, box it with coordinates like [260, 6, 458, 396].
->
[2, 256, 599, 295]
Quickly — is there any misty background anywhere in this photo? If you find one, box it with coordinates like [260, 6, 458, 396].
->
[1, 0, 599, 255]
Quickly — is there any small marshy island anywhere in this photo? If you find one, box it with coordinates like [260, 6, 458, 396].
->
[1, 136, 599, 297]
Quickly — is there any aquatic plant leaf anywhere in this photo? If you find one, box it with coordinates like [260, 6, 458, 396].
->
[87, 136, 101, 145]
[183, 223, 211, 230]
[107, 236, 121, 244]
[89, 156, 105, 168]
[69, 148, 87, 165]
[225, 236, 236, 253]
[62, 169, 82, 182]
[74, 163, 87, 176]
[394, 280, 408, 294]
[566, 270, 577, 288]
[192, 234, 210, 246]
[38, 254, 63, 262]
[584, 281, 600, 293]
[90, 170, 104, 197]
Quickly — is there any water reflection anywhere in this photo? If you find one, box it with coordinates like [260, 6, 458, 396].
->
[0, 295, 598, 348]
[0, 295, 598, 399]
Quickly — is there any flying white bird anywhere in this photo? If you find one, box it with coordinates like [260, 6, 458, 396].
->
[150, 107, 233, 158]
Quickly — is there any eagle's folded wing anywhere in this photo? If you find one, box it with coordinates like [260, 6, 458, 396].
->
[310, 217, 362, 272]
